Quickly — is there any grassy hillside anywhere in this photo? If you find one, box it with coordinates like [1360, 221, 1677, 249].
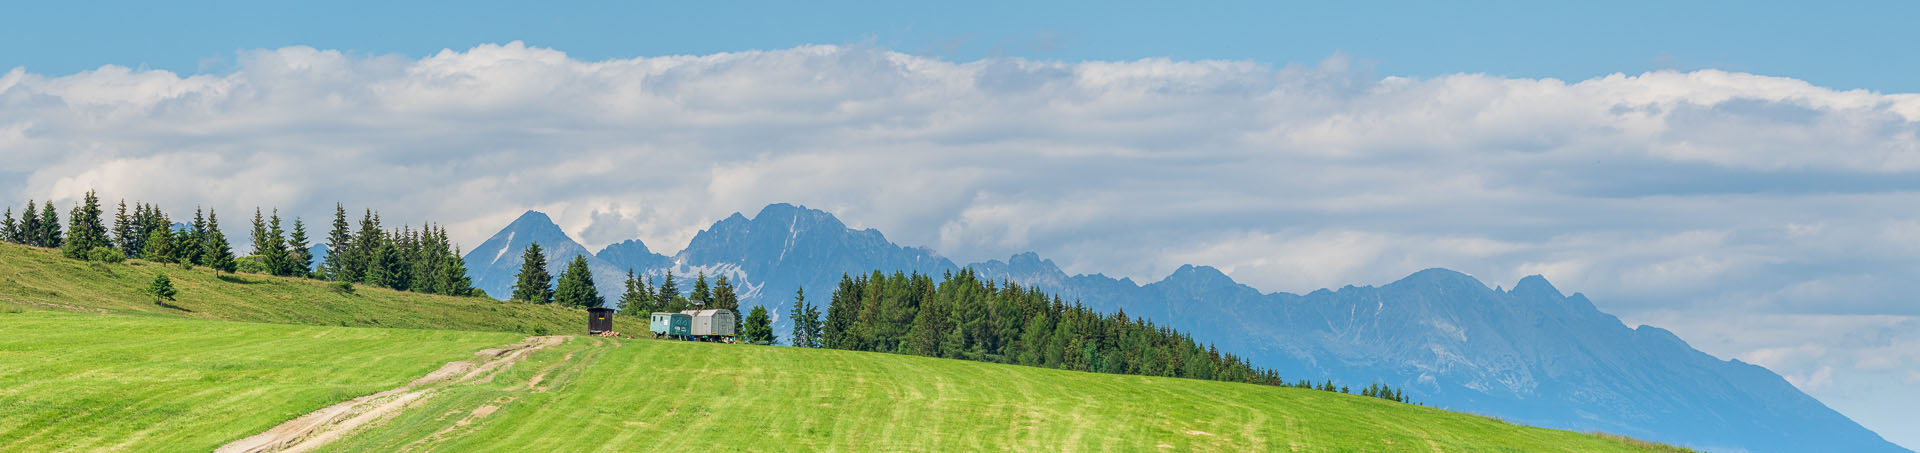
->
[0, 242, 1685, 451]
[0, 243, 593, 334]
[333, 336, 1673, 452]
[0, 312, 519, 451]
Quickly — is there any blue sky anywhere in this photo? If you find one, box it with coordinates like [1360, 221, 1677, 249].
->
[4, 2, 1918, 449]
[6, 1, 1920, 92]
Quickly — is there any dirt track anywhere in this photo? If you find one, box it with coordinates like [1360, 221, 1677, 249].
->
[215, 336, 565, 453]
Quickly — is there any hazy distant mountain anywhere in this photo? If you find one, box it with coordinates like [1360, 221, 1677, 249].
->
[461, 203, 1904, 452]
[977, 261, 1902, 452]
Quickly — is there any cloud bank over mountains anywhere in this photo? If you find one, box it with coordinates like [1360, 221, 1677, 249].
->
[2, 42, 1917, 446]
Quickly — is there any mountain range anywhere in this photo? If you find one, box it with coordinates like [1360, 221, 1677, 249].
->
[462, 203, 1904, 452]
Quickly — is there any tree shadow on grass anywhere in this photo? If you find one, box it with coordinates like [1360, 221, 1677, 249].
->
[216, 274, 258, 285]
[155, 299, 194, 312]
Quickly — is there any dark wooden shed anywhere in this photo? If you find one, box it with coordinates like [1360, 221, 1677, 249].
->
[588, 307, 615, 334]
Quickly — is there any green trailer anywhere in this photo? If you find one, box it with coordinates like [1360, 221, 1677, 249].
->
[649, 312, 692, 339]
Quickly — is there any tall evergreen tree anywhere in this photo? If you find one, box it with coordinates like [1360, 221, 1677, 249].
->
[19, 200, 39, 246]
[183, 207, 207, 265]
[791, 288, 821, 348]
[347, 209, 383, 283]
[617, 269, 647, 315]
[690, 272, 711, 307]
[367, 240, 401, 289]
[202, 209, 236, 273]
[713, 275, 740, 332]
[552, 254, 603, 309]
[112, 200, 133, 254]
[259, 210, 291, 276]
[38, 200, 61, 248]
[142, 229, 175, 265]
[61, 190, 108, 259]
[1, 207, 15, 244]
[656, 270, 681, 311]
[436, 245, 476, 296]
[322, 203, 352, 280]
[288, 218, 312, 277]
[509, 242, 553, 304]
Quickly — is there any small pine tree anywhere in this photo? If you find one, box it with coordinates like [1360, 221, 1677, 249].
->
[510, 242, 553, 304]
[148, 274, 177, 301]
[552, 254, 603, 309]
[743, 305, 776, 345]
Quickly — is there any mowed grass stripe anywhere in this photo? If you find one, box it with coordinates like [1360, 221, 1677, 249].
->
[0, 312, 520, 452]
[333, 338, 1662, 452]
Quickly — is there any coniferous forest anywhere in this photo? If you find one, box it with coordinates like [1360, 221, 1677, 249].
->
[810, 269, 1411, 402]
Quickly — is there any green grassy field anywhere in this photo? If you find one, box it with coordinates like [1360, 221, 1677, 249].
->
[0, 242, 1685, 451]
[331, 337, 1667, 452]
[0, 312, 520, 452]
[0, 243, 593, 335]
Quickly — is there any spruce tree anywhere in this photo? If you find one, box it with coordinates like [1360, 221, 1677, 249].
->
[259, 209, 291, 276]
[142, 229, 174, 265]
[348, 209, 383, 283]
[288, 218, 311, 277]
[0, 207, 14, 244]
[37, 200, 61, 248]
[617, 269, 645, 314]
[368, 240, 400, 289]
[148, 274, 177, 301]
[169, 227, 196, 269]
[19, 200, 39, 246]
[203, 209, 237, 273]
[713, 275, 740, 331]
[656, 270, 682, 312]
[62, 190, 108, 259]
[509, 242, 553, 304]
[323, 204, 352, 280]
[690, 272, 711, 307]
[437, 246, 476, 297]
[552, 254, 602, 308]
[802, 292, 824, 348]
[790, 288, 812, 348]
[112, 200, 133, 255]
[743, 305, 776, 345]
[184, 207, 207, 265]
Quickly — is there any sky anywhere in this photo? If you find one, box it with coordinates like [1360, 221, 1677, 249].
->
[3, 1, 1917, 447]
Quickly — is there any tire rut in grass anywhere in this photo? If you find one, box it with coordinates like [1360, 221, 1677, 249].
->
[214, 335, 565, 453]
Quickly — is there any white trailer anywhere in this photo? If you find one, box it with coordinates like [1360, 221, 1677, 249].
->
[681, 309, 737, 341]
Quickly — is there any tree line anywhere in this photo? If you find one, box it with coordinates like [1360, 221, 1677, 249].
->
[808, 269, 1414, 403]
[2, 195, 478, 299]
[3, 191, 237, 270]
[314, 204, 478, 297]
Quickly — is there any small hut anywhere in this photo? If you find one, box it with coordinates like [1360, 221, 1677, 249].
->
[587, 307, 615, 334]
